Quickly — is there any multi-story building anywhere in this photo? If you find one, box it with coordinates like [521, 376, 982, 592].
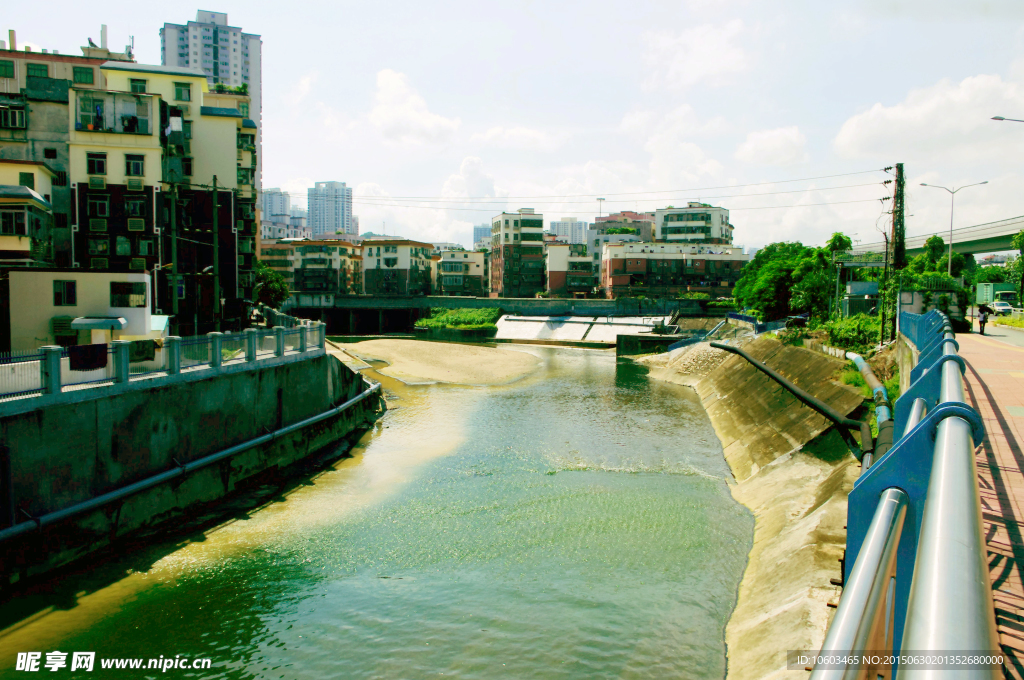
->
[586, 227, 641, 279]
[1, 31, 133, 266]
[489, 208, 544, 298]
[600, 242, 749, 299]
[0, 160, 54, 266]
[654, 203, 733, 245]
[67, 61, 259, 334]
[291, 239, 361, 295]
[592, 218, 654, 242]
[159, 11, 262, 189]
[596, 210, 654, 223]
[549, 217, 589, 245]
[262, 186, 289, 221]
[362, 239, 433, 295]
[259, 241, 296, 286]
[546, 243, 594, 297]
[308, 181, 355, 236]
[260, 220, 311, 241]
[437, 249, 486, 296]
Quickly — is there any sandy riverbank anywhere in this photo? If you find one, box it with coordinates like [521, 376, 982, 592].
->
[332, 339, 542, 385]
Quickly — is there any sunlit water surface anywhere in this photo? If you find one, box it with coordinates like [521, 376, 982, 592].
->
[1, 347, 752, 679]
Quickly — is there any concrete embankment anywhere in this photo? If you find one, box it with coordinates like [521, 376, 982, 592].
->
[639, 338, 864, 679]
[0, 353, 383, 584]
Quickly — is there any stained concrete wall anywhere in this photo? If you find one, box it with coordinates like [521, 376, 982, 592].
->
[1, 353, 382, 581]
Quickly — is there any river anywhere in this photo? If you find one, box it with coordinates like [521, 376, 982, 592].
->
[0, 347, 752, 679]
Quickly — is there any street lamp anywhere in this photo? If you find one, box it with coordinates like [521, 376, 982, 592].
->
[919, 181, 989, 275]
[597, 197, 605, 220]
[992, 116, 1024, 123]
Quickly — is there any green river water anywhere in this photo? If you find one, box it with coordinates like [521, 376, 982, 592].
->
[0, 347, 753, 679]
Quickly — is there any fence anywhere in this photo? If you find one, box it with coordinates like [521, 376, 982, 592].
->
[726, 312, 789, 334]
[809, 310, 998, 677]
[0, 322, 328, 404]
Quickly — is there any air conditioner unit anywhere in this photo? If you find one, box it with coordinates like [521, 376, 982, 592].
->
[88, 176, 106, 190]
[127, 178, 144, 191]
[89, 218, 107, 231]
[127, 218, 145, 231]
[236, 219, 243, 230]
[91, 258, 108, 269]
[179, 105, 190, 115]
[129, 258, 146, 270]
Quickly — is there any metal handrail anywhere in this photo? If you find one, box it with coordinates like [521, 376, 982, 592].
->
[811, 311, 998, 678]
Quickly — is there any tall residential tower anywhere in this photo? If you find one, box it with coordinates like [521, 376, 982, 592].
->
[308, 181, 356, 236]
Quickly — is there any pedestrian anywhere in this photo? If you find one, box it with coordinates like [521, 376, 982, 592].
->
[979, 309, 988, 335]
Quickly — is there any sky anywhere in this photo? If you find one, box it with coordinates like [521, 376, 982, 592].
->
[8, 1, 1024, 250]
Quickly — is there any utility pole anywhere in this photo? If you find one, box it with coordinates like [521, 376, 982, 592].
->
[170, 184, 179, 328]
[892, 163, 906, 270]
[212, 176, 220, 332]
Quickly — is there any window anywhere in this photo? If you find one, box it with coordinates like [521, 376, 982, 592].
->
[0, 108, 25, 128]
[72, 67, 94, 84]
[18, 173, 34, 190]
[125, 154, 145, 177]
[53, 280, 77, 306]
[182, 120, 192, 139]
[125, 198, 146, 217]
[87, 238, 108, 255]
[87, 196, 109, 217]
[174, 82, 191, 101]
[110, 281, 146, 308]
[86, 152, 106, 175]
[138, 239, 154, 256]
[53, 171, 67, 186]
[0, 60, 13, 79]
[239, 103, 249, 117]
[26, 63, 48, 78]
[115, 236, 131, 256]
[182, 157, 193, 176]
[130, 78, 147, 93]
[44, 148, 57, 159]
[0, 210, 26, 235]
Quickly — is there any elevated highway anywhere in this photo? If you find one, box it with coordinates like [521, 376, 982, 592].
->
[851, 214, 1024, 257]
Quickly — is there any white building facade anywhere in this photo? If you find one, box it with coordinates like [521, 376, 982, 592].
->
[308, 181, 355, 236]
[654, 203, 733, 244]
[549, 217, 589, 245]
[159, 11, 263, 189]
[262, 187, 290, 223]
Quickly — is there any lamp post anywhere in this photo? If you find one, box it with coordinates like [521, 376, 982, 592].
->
[919, 181, 988, 275]
[597, 197, 605, 220]
[992, 116, 1024, 123]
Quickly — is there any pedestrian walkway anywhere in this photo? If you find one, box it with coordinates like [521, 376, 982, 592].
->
[958, 326, 1024, 678]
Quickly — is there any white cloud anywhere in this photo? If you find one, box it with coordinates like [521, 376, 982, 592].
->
[735, 126, 809, 166]
[642, 107, 725, 186]
[470, 126, 561, 151]
[834, 74, 1024, 162]
[642, 20, 747, 91]
[368, 69, 461, 145]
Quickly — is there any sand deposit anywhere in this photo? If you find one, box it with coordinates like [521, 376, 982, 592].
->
[332, 339, 541, 385]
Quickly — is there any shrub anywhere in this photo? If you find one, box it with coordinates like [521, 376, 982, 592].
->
[822, 314, 881, 353]
[414, 308, 503, 330]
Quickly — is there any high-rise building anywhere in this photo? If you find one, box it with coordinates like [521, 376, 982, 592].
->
[473, 224, 490, 246]
[549, 217, 589, 245]
[489, 209, 545, 298]
[159, 11, 262, 189]
[262, 188, 290, 222]
[654, 203, 733, 245]
[308, 181, 355, 236]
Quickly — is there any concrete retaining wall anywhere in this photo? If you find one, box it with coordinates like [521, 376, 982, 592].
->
[0, 353, 382, 582]
[291, 295, 701, 316]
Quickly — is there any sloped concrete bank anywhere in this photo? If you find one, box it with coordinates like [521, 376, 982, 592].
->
[638, 338, 863, 680]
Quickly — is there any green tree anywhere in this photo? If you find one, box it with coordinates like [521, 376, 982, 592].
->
[254, 261, 290, 308]
[826, 232, 853, 253]
[1013, 229, 1024, 300]
[936, 251, 966, 277]
[924, 235, 946, 262]
[970, 266, 1006, 285]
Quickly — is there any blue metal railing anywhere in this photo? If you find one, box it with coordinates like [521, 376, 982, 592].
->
[811, 310, 1000, 678]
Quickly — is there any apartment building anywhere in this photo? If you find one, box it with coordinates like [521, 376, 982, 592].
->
[489, 209, 545, 298]
[600, 242, 749, 298]
[291, 240, 362, 295]
[472, 224, 490, 247]
[596, 210, 654, 223]
[546, 243, 594, 297]
[549, 217, 589, 245]
[437, 249, 486, 296]
[0, 160, 54, 266]
[308, 181, 355, 236]
[261, 220, 311, 241]
[362, 240, 433, 296]
[654, 203, 733, 245]
[1, 31, 132, 266]
[159, 11, 262, 189]
[585, 227, 641, 279]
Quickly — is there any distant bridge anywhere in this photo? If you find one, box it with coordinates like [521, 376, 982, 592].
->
[850, 214, 1023, 257]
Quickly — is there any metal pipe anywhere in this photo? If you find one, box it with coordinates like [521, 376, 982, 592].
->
[0, 380, 382, 545]
[900, 342, 1000, 676]
[903, 398, 927, 437]
[847, 351, 892, 425]
[811, 488, 908, 680]
[711, 342, 872, 458]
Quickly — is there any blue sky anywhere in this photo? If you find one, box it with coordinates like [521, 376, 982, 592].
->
[9, 1, 1024, 249]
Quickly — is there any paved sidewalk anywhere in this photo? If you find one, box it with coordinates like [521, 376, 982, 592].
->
[958, 331, 1024, 678]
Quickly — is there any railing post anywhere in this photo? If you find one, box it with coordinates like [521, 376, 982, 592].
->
[318, 321, 326, 350]
[165, 336, 181, 374]
[208, 332, 223, 368]
[111, 340, 130, 383]
[244, 328, 257, 362]
[299, 324, 308, 353]
[274, 326, 285, 357]
[40, 346, 63, 395]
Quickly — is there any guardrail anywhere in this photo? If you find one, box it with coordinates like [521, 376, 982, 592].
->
[0, 322, 327, 405]
[811, 310, 999, 678]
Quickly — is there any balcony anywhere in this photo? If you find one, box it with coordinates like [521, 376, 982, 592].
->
[75, 92, 154, 135]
